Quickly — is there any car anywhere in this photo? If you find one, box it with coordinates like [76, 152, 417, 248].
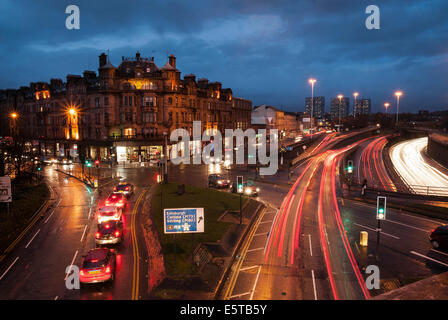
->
[95, 221, 124, 245]
[113, 182, 134, 197]
[96, 206, 122, 223]
[231, 181, 260, 196]
[58, 157, 73, 165]
[429, 225, 448, 249]
[79, 248, 116, 284]
[208, 174, 231, 188]
[105, 193, 127, 208]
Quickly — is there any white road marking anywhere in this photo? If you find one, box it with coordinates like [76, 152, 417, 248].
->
[44, 210, 55, 223]
[250, 266, 262, 300]
[259, 220, 273, 225]
[353, 223, 400, 239]
[385, 219, 429, 232]
[80, 225, 88, 242]
[247, 247, 264, 253]
[410, 251, 448, 268]
[254, 232, 269, 237]
[311, 269, 318, 300]
[308, 234, 313, 257]
[0, 257, 19, 281]
[25, 229, 40, 248]
[65, 250, 79, 281]
[240, 265, 259, 272]
[430, 249, 448, 258]
[228, 292, 251, 299]
[264, 209, 279, 254]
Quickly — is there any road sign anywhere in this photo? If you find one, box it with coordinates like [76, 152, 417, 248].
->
[164, 208, 204, 234]
[376, 196, 386, 220]
[0, 176, 12, 203]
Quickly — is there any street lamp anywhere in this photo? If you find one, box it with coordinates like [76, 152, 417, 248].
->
[308, 78, 316, 138]
[384, 102, 390, 114]
[394, 91, 403, 126]
[337, 94, 343, 131]
[353, 92, 359, 117]
[9, 112, 18, 136]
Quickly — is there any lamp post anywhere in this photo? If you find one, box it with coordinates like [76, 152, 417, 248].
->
[394, 91, 402, 127]
[308, 78, 316, 138]
[353, 92, 359, 117]
[10, 112, 18, 136]
[384, 102, 390, 115]
[337, 94, 343, 132]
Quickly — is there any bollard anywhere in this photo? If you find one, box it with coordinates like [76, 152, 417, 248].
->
[360, 231, 368, 247]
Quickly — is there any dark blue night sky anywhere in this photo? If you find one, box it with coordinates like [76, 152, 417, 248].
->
[0, 0, 447, 113]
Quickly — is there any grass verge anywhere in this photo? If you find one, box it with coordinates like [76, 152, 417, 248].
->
[0, 183, 49, 253]
[151, 183, 247, 277]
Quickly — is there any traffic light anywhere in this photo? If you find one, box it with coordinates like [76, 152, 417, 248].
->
[237, 176, 243, 193]
[37, 164, 41, 171]
[85, 160, 92, 167]
[346, 160, 354, 174]
[95, 159, 100, 168]
[376, 196, 386, 220]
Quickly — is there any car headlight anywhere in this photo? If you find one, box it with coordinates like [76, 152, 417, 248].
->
[217, 181, 222, 184]
[256, 188, 260, 192]
[245, 188, 252, 195]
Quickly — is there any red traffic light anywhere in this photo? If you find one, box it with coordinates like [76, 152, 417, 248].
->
[95, 160, 100, 165]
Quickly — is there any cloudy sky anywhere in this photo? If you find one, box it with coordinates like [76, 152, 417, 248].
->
[0, 0, 447, 113]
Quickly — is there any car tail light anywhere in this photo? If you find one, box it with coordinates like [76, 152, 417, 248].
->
[114, 230, 121, 237]
[105, 201, 110, 206]
[80, 269, 85, 276]
[105, 224, 111, 229]
[95, 232, 101, 239]
[105, 266, 111, 273]
[112, 195, 117, 199]
[126, 187, 129, 191]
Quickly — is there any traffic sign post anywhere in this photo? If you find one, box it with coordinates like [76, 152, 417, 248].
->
[237, 176, 243, 225]
[376, 196, 387, 247]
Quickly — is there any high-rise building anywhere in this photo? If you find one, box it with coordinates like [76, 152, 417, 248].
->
[305, 96, 325, 119]
[354, 99, 371, 117]
[330, 97, 350, 120]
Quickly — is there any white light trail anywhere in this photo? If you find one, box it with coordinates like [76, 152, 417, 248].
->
[390, 137, 448, 196]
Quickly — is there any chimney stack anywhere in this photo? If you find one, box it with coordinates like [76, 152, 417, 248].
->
[99, 53, 107, 67]
[169, 54, 176, 69]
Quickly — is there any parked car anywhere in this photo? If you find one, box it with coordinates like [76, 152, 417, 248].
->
[429, 225, 448, 249]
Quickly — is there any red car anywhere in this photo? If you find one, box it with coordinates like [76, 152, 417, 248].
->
[79, 248, 116, 284]
[105, 193, 126, 208]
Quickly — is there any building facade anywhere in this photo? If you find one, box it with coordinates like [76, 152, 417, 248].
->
[251, 105, 301, 138]
[353, 98, 371, 117]
[0, 52, 252, 163]
[305, 96, 325, 120]
[330, 97, 350, 121]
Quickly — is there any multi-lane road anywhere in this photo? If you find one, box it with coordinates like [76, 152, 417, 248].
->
[0, 165, 152, 300]
[1, 131, 447, 300]
[220, 133, 448, 300]
[390, 137, 448, 196]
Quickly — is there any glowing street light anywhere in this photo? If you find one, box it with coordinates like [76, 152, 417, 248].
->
[394, 91, 403, 126]
[10, 112, 18, 119]
[384, 102, 390, 114]
[353, 92, 359, 117]
[337, 94, 343, 131]
[308, 78, 317, 138]
[69, 108, 76, 116]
